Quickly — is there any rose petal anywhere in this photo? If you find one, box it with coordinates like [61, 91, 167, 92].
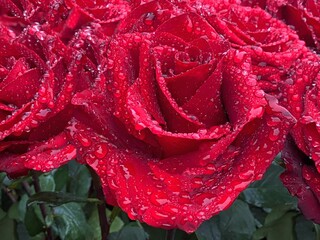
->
[222, 50, 266, 126]
[0, 68, 41, 107]
[0, 132, 76, 177]
[182, 60, 227, 127]
[70, 93, 294, 232]
[281, 138, 320, 224]
[117, 0, 175, 33]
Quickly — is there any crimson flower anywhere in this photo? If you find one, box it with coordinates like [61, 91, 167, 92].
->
[0, 22, 103, 177]
[280, 51, 320, 172]
[240, 0, 320, 52]
[197, 1, 307, 96]
[68, 0, 295, 232]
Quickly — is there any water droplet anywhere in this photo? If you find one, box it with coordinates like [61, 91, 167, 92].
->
[302, 168, 312, 181]
[216, 196, 232, 211]
[254, 90, 265, 98]
[267, 116, 281, 126]
[134, 35, 142, 42]
[194, 193, 214, 206]
[150, 210, 169, 220]
[163, 205, 179, 214]
[191, 177, 203, 188]
[77, 133, 92, 147]
[268, 128, 280, 141]
[234, 51, 245, 63]
[94, 143, 108, 159]
[186, 16, 193, 32]
[144, 12, 155, 26]
[35, 109, 51, 120]
[291, 94, 299, 101]
[246, 76, 257, 86]
[150, 192, 169, 206]
[249, 107, 264, 118]
[238, 170, 254, 180]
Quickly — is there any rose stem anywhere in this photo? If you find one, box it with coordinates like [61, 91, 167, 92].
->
[1, 186, 17, 203]
[89, 167, 110, 239]
[32, 174, 54, 240]
[22, 181, 33, 196]
[166, 229, 176, 240]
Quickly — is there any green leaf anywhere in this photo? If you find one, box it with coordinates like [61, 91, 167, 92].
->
[87, 208, 124, 240]
[295, 215, 316, 240]
[8, 194, 28, 221]
[30, 233, 45, 240]
[110, 207, 122, 225]
[242, 163, 297, 208]
[196, 200, 256, 240]
[67, 161, 91, 197]
[53, 165, 69, 191]
[27, 191, 101, 206]
[253, 206, 298, 240]
[0, 216, 15, 240]
[0, 172, 7, 184]
[108, 222, 148, 240]
[140, 224, 167, 240]
[39, 174, 56, 192]
[52, 202, 92, 240]
[0, 208, 7, 221]
[264, 205, 295, 225]
[16, 222, 31, 240]
[142, 226, 190, 240]
[24, 206, 44, 237]
[315, 224, 320, 240]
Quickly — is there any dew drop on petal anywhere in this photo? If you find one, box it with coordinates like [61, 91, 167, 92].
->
[267, 116, 281, 126]
[150, 192, 169, 206]
[144, 12, 155, 26]
[94, 143, 108, 159]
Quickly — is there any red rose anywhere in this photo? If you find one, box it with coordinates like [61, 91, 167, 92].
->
[280, 51, 320, 171]
[58, 0, 130, 39]
[0, 0, 130, 40]
[240, 0, 320, 52]
[68, 0, 295, 232]
[279, 50, 320, 223]
[0, 0, 55, 34]
[273, 0, 320, 52]
[281, 137, 320, 224]
[0, 23, 99, 177]
[199, 2, 306, 95]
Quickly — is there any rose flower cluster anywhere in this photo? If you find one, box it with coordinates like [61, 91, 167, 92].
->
[0, 0, 319, 232]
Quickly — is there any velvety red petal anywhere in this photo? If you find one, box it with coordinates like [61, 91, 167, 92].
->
[222, 50, 267, 126]
[0, 68, 41, 107]
[117, 0, 175, 33]
[281, 138, 320, 224]
[156, 12, 221, 43]
[165, 64, 212, 106]
[125, 78, 231, 155]
[0, 132, 76, 178]
[280, 52, 320, 158]
[207, 4, 306, 70]
[72, 93, 294, 233]
[155, 60, 206, 133]
[182, 61, 227, 127]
